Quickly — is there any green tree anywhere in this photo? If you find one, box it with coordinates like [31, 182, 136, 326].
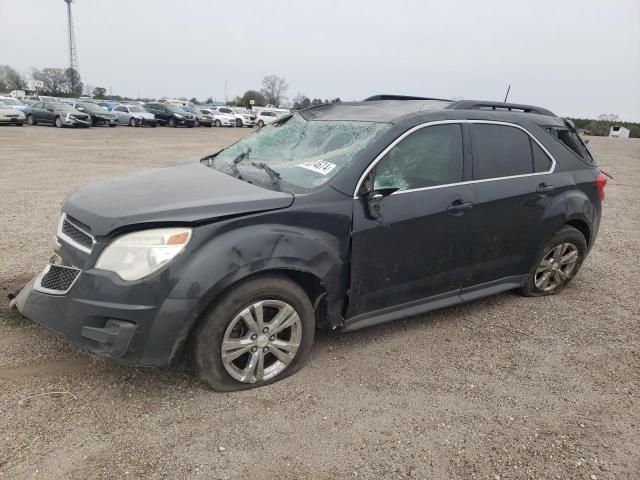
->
[64, 68, 83, 97]
[239, 90, 266, 108]
[92, 86, 107, 99]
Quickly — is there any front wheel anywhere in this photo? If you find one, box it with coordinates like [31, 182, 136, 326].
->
[168, 117, 177, 127]
[519, 226, 587, 296]
[55, 116, 63, 128]
[191, 275, 315, 391]
[257, 120, 264, 128]
[129, 117, 138, 127]
[27, 114, 36, 125]
[236, 118, 242, 127]
[214, 119, 221, 127]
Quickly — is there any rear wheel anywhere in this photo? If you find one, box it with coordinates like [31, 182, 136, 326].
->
[519, 226, 587, 296]
[55, 116, 63, 128]
[109, 124, 117, 127]
[191, 275, 315, 391]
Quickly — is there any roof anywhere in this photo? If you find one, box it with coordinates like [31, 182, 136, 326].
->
[300, 100, 452, 122]
[299, 97, 561, 127]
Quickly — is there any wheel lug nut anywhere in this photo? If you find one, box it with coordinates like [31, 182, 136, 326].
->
[262, 327, 269, 333]
[263, 347, 269, 353]
[251, 334, 257, 340]
[251, 346, 258, 352]
[269, 335, 275, 341]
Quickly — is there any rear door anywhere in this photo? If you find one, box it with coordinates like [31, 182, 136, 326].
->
[463, 122, 558, 289]
[348, 123, 476, 318]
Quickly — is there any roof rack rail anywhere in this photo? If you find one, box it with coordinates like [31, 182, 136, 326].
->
[446, 100, 555, 116]
[364, 94, 452, 102]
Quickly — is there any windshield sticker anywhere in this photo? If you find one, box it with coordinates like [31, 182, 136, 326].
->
[297, 160, 337, 175]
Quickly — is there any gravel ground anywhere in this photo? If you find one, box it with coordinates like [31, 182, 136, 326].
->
[0, 126, 638, 479]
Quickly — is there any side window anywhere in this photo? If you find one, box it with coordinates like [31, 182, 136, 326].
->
[114, 106, 124, 112]
[531, 140, 552, 173]
[546, 128, 594, 164]
[471, 124, 533, 179]
[373, 124, 464, 191]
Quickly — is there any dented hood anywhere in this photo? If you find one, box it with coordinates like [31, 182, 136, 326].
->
[63, 160, 294, 236]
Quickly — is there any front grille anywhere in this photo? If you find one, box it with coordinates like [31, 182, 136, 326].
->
[39, 265, 80, 292]
[59, 214, 94, 252]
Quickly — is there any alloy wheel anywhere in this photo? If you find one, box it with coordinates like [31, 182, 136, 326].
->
[534, 242, 579, 292]
[220, 300, 302, 384]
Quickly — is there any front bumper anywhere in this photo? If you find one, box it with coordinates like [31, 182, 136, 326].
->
[15, 265, 199, 366]
[0, 118, 24, 125]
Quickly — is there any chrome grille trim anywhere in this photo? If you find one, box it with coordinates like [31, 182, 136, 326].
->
[33, 264, 81, 295]
[57, 212, 95, 254]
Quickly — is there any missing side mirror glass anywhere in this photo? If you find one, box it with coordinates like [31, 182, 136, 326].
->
[364, 188, 398, 220]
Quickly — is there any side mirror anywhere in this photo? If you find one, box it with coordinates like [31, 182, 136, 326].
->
[77, 107, 85, 111]
[363, 188, 398, 219]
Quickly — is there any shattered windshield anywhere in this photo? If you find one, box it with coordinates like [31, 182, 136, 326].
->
[207, 113, 390, 193]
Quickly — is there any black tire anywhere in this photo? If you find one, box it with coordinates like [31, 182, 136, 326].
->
[236, 118, 242, 127]
[90, 117, 96, 127]
[191, 275, 315, 391]
[150, 124, 157, 128]
[257, 120, 264, 128]
[519, 225, 587, 297]
[55, 116, 63, 128]
[214, 119, 221, 127]
[168, 117, 177, 127]
[109, 124, 117, 127]
[129, 117, 137, 127]
[27, 114, 36, 125]
[194, 119, 200, 127]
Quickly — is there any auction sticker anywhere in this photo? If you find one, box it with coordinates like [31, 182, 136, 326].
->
[297, 160, 337, 175]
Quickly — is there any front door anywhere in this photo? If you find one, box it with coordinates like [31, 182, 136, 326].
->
[347, 123, 476, 319]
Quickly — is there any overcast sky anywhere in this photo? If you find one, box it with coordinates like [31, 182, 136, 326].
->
[1, 0, 639, 120]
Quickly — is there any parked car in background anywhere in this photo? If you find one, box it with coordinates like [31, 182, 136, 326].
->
[0, 96, 28, 112]
[112, 104, 158, 127]
[12, 96, 606, 391]
[71, 102, 119, 127]
[255, 110, 280, 127]
[24, 95, 61, 103]
[188, 107, 214, 127]
[95, 100, 120, 111]
[24, 101, 90, 128]
[200, 108, 235, 127]
[0, 103, 25, 126]
[144, 102, 195, 127]
[213, 106, 255, 128]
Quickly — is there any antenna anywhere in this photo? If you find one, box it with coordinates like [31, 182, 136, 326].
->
[503, 84, 511, 103]
[64, 0, 79, 74]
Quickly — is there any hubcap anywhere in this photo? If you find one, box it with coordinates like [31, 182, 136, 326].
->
[534, 242, 579, 292]
[220, 300, 302, 383]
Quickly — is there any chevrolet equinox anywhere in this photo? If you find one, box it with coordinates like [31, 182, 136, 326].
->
[14, 95, 607, 391]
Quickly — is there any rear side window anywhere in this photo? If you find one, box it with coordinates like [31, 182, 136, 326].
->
[531, 141, 552, 173]
[471, 124, 533, 179]
[374, 124, 464, 191]
[546, 127, 594, 164]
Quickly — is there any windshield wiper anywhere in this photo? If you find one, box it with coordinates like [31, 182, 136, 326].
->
[251, 161, 281, 191]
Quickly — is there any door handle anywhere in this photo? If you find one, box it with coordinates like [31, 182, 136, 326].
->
[447, 200, 474, 215]
[536, 183, 554, 194]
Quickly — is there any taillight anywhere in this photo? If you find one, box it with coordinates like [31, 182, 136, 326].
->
[595, 172, 607, 201]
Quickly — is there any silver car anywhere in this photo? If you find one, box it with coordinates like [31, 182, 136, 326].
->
[113, 104, 158, 127]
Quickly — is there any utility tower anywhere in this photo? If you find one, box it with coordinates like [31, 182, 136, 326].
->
[64, 0, 79, 74]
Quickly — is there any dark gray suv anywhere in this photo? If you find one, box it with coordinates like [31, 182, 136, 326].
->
[14, 96, 607, 391]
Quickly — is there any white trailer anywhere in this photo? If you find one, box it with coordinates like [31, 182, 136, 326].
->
[609, 126, 630, 138]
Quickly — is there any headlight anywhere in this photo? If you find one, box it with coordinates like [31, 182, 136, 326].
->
[95, 228, 192, 281]
[174, 113, 183, 118]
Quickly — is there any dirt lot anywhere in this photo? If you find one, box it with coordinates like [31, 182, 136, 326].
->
[0, 125, 638, 479]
